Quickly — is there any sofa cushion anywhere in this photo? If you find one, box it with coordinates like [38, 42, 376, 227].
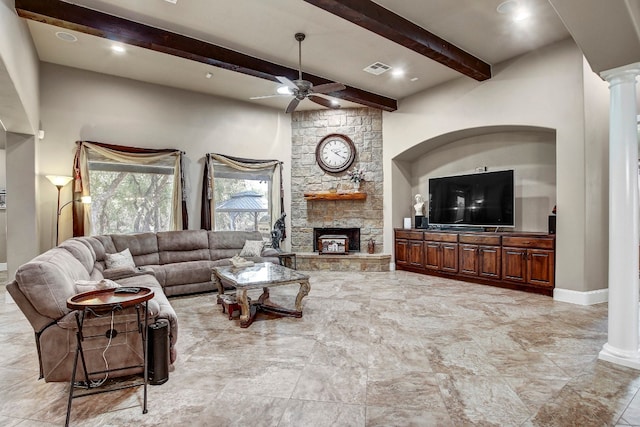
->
[59, 238, 96, 274]
[157, 230, 210, 264]
[111, 233, 160, 266]
[208, 231, 264, 261]
[153, 260, 214, 287]
[15, 248, 90, 320]
[76, 235, 116, 274]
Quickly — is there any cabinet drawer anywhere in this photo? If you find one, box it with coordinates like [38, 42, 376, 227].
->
[395, 230, 423, 240]
[424, 232, 458, 243]
[459, 234, 501, 245]
[502, 236, 554, 249]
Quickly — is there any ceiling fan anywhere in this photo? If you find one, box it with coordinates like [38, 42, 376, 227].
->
[251, 33, 346, 113]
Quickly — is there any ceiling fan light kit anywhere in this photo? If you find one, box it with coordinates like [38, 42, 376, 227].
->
[251, 32, 346, 113]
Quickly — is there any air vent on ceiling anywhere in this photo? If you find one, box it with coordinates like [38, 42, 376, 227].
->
[363, 62, 391, 75]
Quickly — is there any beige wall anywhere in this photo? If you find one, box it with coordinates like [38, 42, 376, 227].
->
[0, 0, 39, 134]
[0, 0, 40, 280]
[384, 38, 610, 294]
[38, 63, 291, 251]
[410, 130, 556, 232]
[0, 146, 6, 265]
[582, 57, 611, 292]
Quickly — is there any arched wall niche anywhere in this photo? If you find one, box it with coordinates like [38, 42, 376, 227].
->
[393, 125, 557, 232]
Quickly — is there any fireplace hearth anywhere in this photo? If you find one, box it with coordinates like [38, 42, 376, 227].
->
[313, 227, 360, 252]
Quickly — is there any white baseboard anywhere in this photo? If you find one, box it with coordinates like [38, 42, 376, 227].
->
[0, 263, 6, 271]
[553, 287, 608, 305]
[599, 344, 640, 370]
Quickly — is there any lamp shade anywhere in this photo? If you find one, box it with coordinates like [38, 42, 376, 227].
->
[46, 175, 73, 187]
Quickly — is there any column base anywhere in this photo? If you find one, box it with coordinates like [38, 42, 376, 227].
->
[599, 343, 640, 370]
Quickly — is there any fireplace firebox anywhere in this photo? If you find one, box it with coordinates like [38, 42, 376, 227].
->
[313, 228, 360, 252]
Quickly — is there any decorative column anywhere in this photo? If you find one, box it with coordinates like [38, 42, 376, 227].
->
[599, 63, 640, 369]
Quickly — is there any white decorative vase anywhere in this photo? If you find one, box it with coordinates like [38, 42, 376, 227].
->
[353, 181, 361, 192]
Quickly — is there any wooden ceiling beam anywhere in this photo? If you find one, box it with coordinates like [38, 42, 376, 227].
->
[303, 0, 492, 81]
[15, 0, 397, 112]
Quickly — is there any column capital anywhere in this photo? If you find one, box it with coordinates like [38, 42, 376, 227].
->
[601, 62, 640, 85]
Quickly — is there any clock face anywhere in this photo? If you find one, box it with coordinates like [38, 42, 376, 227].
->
[315, 134, 356, 173]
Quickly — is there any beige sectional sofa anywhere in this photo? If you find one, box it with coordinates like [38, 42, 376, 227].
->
[7, 230, 278, 382]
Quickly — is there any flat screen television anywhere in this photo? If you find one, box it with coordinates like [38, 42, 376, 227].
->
[428, 170, 514, 228]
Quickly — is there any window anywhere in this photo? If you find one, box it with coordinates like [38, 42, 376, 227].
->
[203, 154, 283, 239]
[88, 157, 175, 235]
[74, 141, 184, 237]
[212, 162, 272, 238]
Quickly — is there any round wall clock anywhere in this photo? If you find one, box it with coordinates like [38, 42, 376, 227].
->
[315, 133, 356, 173]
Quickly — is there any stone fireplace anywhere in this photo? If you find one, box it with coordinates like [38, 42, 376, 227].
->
[313, 227, 361, 252]
[289, 108, 389, 271]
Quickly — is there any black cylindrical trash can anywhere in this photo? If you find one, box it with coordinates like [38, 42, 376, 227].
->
[147, 319, 169, 385]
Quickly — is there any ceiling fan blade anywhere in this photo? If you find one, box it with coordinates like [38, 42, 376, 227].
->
[249, 94, 290, 100]
[312, 82, 346, 94]
[308, 95, 339, 109]
[285, 98, 301, 114]
[276, 76, 298, 90]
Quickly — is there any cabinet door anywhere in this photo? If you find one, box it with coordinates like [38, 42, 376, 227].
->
[459, 244, 479, 276]
[395, 239, 409, 266]
[479, 246, 501, 279]
[502, 247, 527, 283]
[527, 249, 555, 287]
[408, 240, 424, 268]
[424, 242, 441, 270]
[441, 243, 459, 273]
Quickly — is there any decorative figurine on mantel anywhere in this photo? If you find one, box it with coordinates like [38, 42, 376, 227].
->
[271, 213, 287, 252]
[414, 194, 426, 228]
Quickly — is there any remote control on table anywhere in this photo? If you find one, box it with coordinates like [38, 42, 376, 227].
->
[114, 287, 141, 294]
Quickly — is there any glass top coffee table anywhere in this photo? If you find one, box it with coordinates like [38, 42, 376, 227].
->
[212, 262, 311, 328]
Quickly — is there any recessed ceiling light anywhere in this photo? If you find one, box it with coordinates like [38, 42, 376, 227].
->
[111, 44, 126, 54]
[330, 99, 340, 107]
[277, 85, 292, 95]
[497, 0, 530, 21]
[55, 31, 77, 42]
[205, 72, 213, 79]
[410, 77, 419, 82]
[164, 0, 178, 4]
[496, 0, 518, 14]
[391, 69, 405, 78]
[513, 9, 531, 21]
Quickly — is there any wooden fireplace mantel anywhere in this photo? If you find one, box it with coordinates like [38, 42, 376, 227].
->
[303, 191, 367, 201]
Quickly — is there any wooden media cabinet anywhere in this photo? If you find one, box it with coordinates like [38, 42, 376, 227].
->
[394, 229, 555, 296]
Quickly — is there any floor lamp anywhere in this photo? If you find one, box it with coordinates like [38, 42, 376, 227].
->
[45, 175, 75, 246]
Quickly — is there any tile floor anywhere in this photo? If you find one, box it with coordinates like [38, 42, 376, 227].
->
[2, 270, 640, 426]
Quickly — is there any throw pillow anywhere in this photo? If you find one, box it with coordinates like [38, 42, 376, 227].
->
[239, 240, 265, 258]
[105, 248, 135, 269]
[75, 279, 121, 294]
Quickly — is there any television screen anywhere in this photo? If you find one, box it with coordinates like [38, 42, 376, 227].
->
[428, 170, 514, 227]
